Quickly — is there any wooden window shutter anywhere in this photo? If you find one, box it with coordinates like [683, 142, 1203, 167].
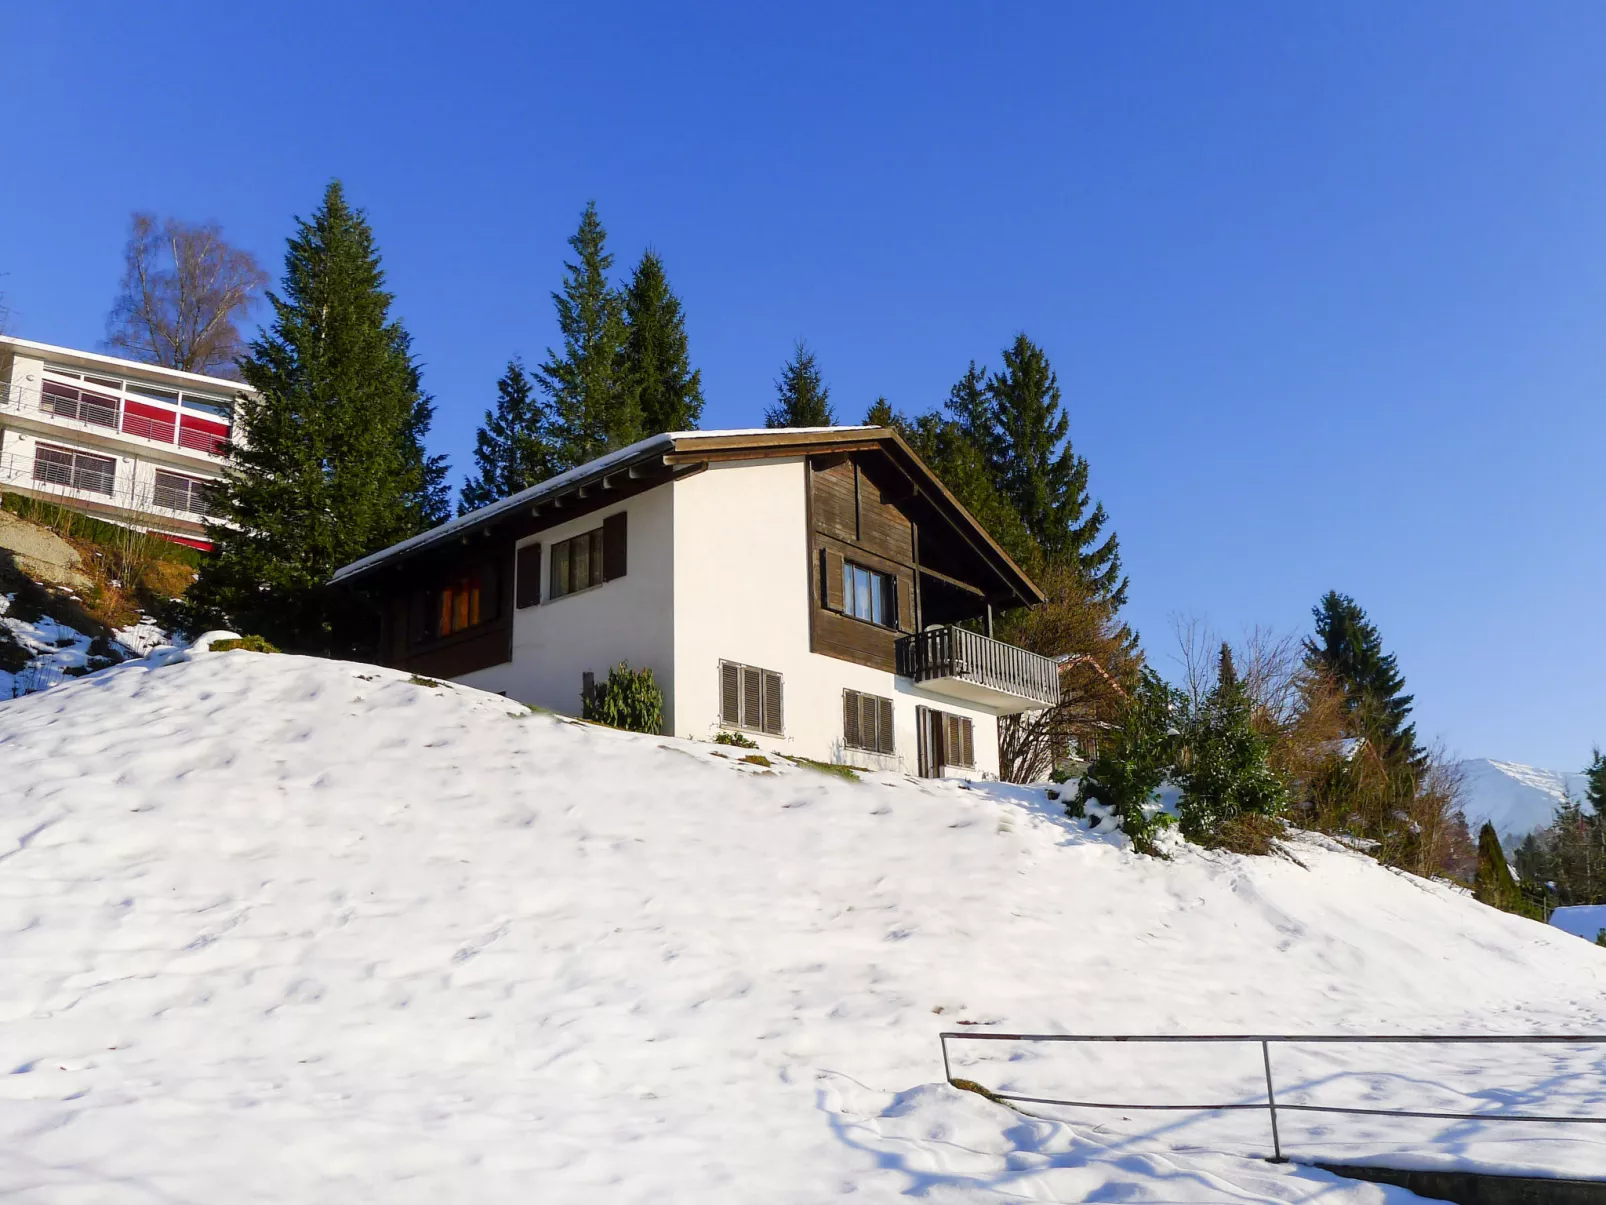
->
[515, 543, 541, 608]
[895, 574, 913, 632]
[877, 696, 895, 755]
[762, 670, 784, 735]
[843, 691, 861, 749]
[603, 512, 627, 581]
[944, 714, 961, 764]
[959, 717, 974, 767]
[482, 557, 502, 621]
[822, 548, 845, 610]
[720, 662, 741, 726]
[741, 665, 763, 729]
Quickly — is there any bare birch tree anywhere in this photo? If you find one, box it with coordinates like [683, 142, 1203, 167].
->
[105, 213, 268, 378]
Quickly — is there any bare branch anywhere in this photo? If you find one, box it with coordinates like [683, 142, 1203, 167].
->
[105, 212, 268, 378]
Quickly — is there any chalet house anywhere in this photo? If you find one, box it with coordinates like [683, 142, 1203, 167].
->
[333, 427, 1061, 779]
[0, 336, 242, 550]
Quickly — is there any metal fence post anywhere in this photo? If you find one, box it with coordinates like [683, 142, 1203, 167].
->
[1261, 1039, 1286, 1163]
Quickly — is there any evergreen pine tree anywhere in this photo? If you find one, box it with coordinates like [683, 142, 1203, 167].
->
[765, 340, 835, 427]
[944, 360, 1005, 474]
[1217, 642, 1238, 692]
[189, 181, 448, 653]
[536, 202, 635, 468]
[986, 335, 1126, 606]
[1174, 652, 1286, 843]
[1586, 747, 1606, 814]
[1474, 822, 1534, 916]
[459, 358, 556, 513]
[1303, 592, 1422, 774]
[622, 249, 703, 434]
[865, 396, 895, 427]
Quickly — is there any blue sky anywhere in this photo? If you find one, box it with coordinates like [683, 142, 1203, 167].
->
[5, 3, 1602, 769]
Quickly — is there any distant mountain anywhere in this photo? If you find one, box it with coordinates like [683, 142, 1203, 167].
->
[1457, 758, 1590, 851]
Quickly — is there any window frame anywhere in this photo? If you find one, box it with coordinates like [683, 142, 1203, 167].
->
[548, 526, 607, 603]
[151, 470, 215, 516]
[33, 443, 116, 496]
[718, 659, 784, 736]
[841, 559, 897, 629]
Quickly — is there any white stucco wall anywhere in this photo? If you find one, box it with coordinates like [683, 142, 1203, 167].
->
[668, 459, 1000, 778]
[458, 486, 678, 727]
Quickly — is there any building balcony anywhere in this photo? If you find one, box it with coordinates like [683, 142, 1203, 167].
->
[895, 624, 1061, 714]
[1, 379, 233, 460]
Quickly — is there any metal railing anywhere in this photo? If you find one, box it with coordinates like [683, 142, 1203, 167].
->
[1, 380, 232, 458]
[940, 1031, 1606, 1164]
[0, 452, 218, 523]
[897, 625, 1060, 708]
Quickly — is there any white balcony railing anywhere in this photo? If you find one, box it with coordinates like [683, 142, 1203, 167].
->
[1, 380, 234, 459]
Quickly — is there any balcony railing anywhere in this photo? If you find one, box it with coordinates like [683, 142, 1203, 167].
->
[2, 380, 233, 459]
[896, 624, 1061, 713]
[0, 452, 221, 524]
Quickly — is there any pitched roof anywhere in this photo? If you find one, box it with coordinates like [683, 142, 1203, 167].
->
[332, 426, 1044, 605]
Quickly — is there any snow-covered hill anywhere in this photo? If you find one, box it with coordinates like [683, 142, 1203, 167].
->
[1457, 757, 1590, 850]
[4, 652, 1606, 1202]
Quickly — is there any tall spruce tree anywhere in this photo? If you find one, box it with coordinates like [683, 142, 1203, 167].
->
[190, 180, 448, 653]
[944, 360, 1005, 472]
[459, 358, 556, 513]
[985, 335, 1126, 606]
[1303, 592, 1422, 774]
[536, 203, 635, 468]
[765, 340, 835, 427]
[622, 249, 703, 434]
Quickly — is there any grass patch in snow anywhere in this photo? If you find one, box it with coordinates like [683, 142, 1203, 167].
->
[713, 730, 759, 749]
[408, 674, 444, 689]
[208, 635, 280, 654]
[740, 753, 772, 767]
[783, 754, 860, 782]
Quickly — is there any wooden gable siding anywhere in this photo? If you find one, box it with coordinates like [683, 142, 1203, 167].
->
[377, 541, 516, 679]
[807, 454, 919, 673]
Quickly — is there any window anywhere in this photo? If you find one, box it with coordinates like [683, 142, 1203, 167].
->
[720, 660, 783, 735]
[550, 528, 604, 600]
[843, 561, 896, 627]
[408, 560, 501, 644]
[547, 513, 627, 602]
[844, 689, 895, 755]
[40, 378, 118, 428]
[152, 471, 214, 516]
[33, 444, 116, 496]
[916, 706, 976, 775]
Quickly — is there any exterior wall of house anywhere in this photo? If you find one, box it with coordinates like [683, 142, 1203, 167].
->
[0, 342, 236, 547]
[457, 484, 679, 728]
[668, 458, 1000, 778]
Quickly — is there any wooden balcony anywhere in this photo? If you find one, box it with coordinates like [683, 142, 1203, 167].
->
[895, 625, 1060, 714]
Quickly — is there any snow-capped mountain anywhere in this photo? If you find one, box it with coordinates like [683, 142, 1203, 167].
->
[1457, 757, 1591, 849]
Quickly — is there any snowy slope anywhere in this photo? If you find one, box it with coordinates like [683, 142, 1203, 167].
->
[1457, 757, 1590, 849]
[4, 653, 1606, 1203]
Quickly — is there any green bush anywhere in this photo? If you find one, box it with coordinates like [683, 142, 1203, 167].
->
[714, 730, 759, 749]
[583, 662, 664, 735]
[1173, 648, 1286, 845]
[1070, 669, 1178, 855]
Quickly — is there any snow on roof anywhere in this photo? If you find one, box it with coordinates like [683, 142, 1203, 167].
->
[330, 427, 880, 583]
[1549, 905, 1606, 942]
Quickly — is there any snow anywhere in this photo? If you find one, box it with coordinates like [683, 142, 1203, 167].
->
[1457, 757, 1590, 850]
[0, 590, 165, 699]
[1551, 906, 1606, 943]
[3, 652, 1606, 1201]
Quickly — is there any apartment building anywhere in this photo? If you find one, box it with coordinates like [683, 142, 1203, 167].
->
[0, 336, 245, 549]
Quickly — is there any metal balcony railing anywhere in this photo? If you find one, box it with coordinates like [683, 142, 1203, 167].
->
[1, 380, 233, 459]
[0, 452, 220, 522]
[896, 624, 1060, 709]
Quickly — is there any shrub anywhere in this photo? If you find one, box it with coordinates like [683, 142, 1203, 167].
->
[0, 628, 29, 674]
[209, 635, 280, 654]
[582, 662, 664, 735]
[1173, 647, 1287, 844]
[714, 730, 759, 749]
[1070, 669, 1178, 855]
